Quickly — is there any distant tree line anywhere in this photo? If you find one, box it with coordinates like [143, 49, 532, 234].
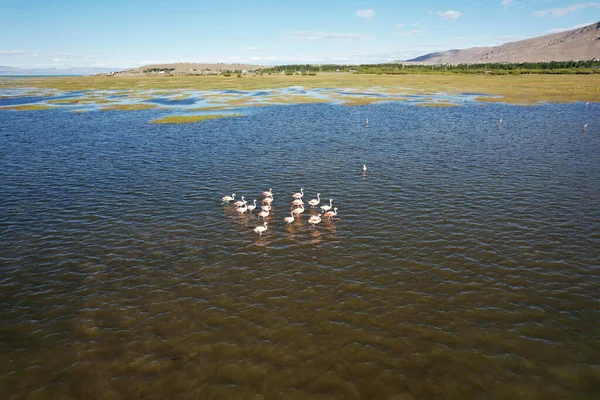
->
[143, 68, 176, 73]
[259, 60, 600, 75]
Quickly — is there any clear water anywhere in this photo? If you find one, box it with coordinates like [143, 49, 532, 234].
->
[1, 100, 599, 399]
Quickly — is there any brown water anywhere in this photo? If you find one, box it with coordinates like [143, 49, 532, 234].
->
[1, 101, 599, 399]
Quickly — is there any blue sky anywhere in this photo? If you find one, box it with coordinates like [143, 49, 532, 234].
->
[1, 0, 598, 68]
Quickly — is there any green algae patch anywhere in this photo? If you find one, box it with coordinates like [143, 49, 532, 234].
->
[150, 114, 243, 124]
[415, 102, 460, 107]
[101, 103, 158, 111]
[1, 104, 57, 111]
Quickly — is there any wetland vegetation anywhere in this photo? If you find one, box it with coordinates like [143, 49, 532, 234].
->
[3, 73, 599, 105]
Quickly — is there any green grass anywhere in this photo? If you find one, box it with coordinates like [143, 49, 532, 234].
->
[150, 114, 243, 124]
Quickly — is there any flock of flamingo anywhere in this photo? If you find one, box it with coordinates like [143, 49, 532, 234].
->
[221, 188, 339, 238]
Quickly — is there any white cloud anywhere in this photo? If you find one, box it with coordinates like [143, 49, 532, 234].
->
[0, 50, 37, 56]
[291, 31, 365, 41]
[543, 22, 594, 33]
[438, 10, 463, 19]
[356, 9, 375, 18]
[246, 46, 261, 51]
[501, 0, 515, 7]
[397, 30, 423, 36]
[395, 23, 405, 27]
[533, 2, 600, 17]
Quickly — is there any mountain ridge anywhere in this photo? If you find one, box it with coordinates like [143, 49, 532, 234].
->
[406, 22, 600, 64]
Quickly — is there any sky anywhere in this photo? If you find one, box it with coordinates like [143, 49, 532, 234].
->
[1, 0, 598, 69]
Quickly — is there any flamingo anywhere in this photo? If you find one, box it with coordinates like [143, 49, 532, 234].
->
[324, 207, 338, 220]
[233, 196, 246, 208]
[221, 193, 235, 204]
[292, 205, 305, 217]
[292, 188, 304, 199]
[284, 211, 295, 225]
[320, 199, 333, 213]
[584, 123, 588, 130]
[263, 196, 274, 205]
[262, 188, 273, 197]
[247, 199, 257, 213]
[308, 214, 322, 228]
[308, 193, 321, 208]
[363, 164, 367, 172]
[291, 199, 304, 209]
[236, 204, 248, 214]
[254, 221, 268, 237]
[258, 209, 270, 219]
[261, 205, 271, 212]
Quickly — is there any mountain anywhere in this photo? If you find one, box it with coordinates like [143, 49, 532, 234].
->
[0, 66, 119, 76]
[407, 22, 600, 64]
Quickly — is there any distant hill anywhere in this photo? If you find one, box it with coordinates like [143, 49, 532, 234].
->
[407, 21, 600, 64]
[0, 66, 118, 76]
[112, 63, 263, 76]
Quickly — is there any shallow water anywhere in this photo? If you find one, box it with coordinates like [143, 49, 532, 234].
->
[1, 100, 599, 399]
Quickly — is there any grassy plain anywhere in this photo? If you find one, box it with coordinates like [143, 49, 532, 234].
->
[2, 73, 599, 104]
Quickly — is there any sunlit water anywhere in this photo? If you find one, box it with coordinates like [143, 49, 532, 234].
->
[1, 100, 599, 399]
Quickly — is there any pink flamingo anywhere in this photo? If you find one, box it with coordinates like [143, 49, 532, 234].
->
[247, 199, 257, 213]
[254, 221, 268, 237]
[221, 193, 235, 204]
[236, 203, 248, 214]
[233, 196, 246, 208]
[262, 196, 274, 205]
[258, 209, 270, 219]
[324, 207, 338, 220]
[291, 199, 304, 209]
[262, 188, 273, 197]
[284, 211, 295, 225]
[292, 204, 305, 217]
[308, 214, 322, 228]
[308, 193, 320, 208]
[292, 188, 304, 199]
[320, 199, 333, 213]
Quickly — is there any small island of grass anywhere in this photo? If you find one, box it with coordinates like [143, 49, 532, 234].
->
[150, 114, 243, 124]
[101, 103, 158, 111]
[1, 104, 57, 111]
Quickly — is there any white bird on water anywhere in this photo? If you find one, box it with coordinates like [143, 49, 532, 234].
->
[320, 199, 333, 213]
[254, 221, 268, 237]
[292, 188, 304, 199]
[584, 123, 588, 130]
[586, 102, 590, 107]
[258, 209, 270, 219]
[233, 196, 246, 208]
[366, 118, 369, 126]
[363, 164, 367, 172]
[308, 214, 322, 228]
[284, 211, 295, 225]
[324, 207, 338, 220]
[221, 193, 235, 204]
[308, 193, 321, 208]
[262, 188, 273, 197]
[247, 199, 257, 213]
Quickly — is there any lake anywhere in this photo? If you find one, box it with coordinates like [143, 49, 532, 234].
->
[1, 97, 599, 399]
